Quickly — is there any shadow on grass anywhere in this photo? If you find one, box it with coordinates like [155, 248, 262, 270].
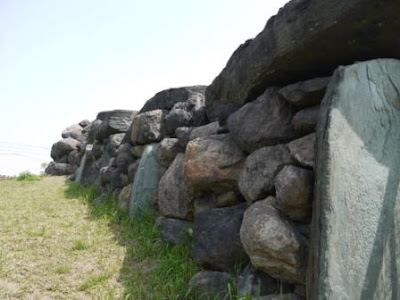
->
[64, 182, 200, 300]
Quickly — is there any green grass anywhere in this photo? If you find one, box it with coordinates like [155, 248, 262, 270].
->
[16, 171, 41, 181]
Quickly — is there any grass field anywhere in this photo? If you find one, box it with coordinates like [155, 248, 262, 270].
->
[0, 176, 199, 300]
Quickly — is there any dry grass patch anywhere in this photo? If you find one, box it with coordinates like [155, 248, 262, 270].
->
[0, 176, 126, 299]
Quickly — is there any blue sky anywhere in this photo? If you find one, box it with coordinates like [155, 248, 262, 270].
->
[0, 0, 287, 159]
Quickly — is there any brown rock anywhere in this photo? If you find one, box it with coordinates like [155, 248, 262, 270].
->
[184, 134, 244, 195]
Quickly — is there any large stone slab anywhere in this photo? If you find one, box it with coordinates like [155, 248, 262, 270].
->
[205, 0, 400, 122]
[308, 59, 400, 299]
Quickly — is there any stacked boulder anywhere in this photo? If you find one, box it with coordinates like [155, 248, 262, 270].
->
[46, 0, 400, 298]
[45, 119, 90, 175]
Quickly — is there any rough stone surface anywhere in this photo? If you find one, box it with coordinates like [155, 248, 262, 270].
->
[188, 271, 232, 300]
[185, 134, 244, 195]
[116, 144, 134, 173]
[238, 264, 277, 298]
[274, 165, 313, 223]
[45, 162, 76, 175]
[61, 124, 84, 141]
[279, 77, 331, 107]
[157, 138, 183, 169]
[227, 88, 296, 153]
[175, 126, 193, 148]
[216, 191, 241, 208]
[309, 59, 400, 300]
[96, 110, 136, 141]
[131, 110, 165, 145]
[292, 106, 320, 135]
[86, 119, 102, 143]
[129, 144, 160, 217]
[239, 145, 293, 203]
[192, 204, 248, 272]
[139, 86, 207, 113]
[118, 184, 132, 213]
[158, 154, 193, 220]
[127, 160, 139, 183]
[287, 133, 315, 168]
[241, 198, 306, 284]
[156, 217, 192, 245]
[189, 121, 221, 141]
[67, 150, 82, 166]
[51, 138, 81, 161]
[205, 0, 400, 122]
[163, 108, 193, 136]
[107, 133, 125, 156]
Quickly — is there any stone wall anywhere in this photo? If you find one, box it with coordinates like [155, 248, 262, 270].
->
[45, 0, 400, 299]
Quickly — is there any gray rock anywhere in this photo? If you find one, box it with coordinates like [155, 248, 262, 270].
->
[238, 264, 277, 298]
[227, 88, 297, 153]
[193, 195, 217, 215]
[205, 0, 400, 122]
[131, 110, 165, 145]
[188, 271, 232, 300]
[292, 106, 320, 135]
[140, 86, 207, 113]
[107, 133, 125, 156]
[91, 140, 103, 160]
[58, 155, 68, 164]
[51, 138, 81, 161]
[67, 150, 82, 166]
[156, 217, 192, 245]
[239, 145, 293, 203]
[118, 184, 132, 213]
[158, 154, 193, 220]
[61, 124, 84, 141]
[96, 110, 136, 141]
[45, 162, 76, 176]
[127, 160, 139, 183]
[131, 145, 146, 158]
[309, 59, 400, 299]
[86, 119, 102, 143]
[116, 143, 134, 173]
[157, 138, 183, 169]
[192, 204, 248, 272]
[287, 133, 315, 168]
[279, 77, 331, 107]
[274, 166, 313, 223]
[216, 191, 241, 208]
[240, 198, 307, 284]
[185, 134, 244, 195]
[163, 108, 193, 136]
[175, 126, 193, 148]
[189, 121, 221, 141]
[79, 119, 90, 127]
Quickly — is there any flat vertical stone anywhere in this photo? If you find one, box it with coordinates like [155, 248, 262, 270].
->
[309, 59, 400, 299]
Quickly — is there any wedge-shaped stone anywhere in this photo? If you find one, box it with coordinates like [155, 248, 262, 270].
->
[309, 59, 400, 299]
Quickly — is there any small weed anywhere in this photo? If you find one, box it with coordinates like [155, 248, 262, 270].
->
[55, 264, 70, 274]
[72, 239, 89, 251]
[78, 273, 110, 291]
[16, 171, 40, 181]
